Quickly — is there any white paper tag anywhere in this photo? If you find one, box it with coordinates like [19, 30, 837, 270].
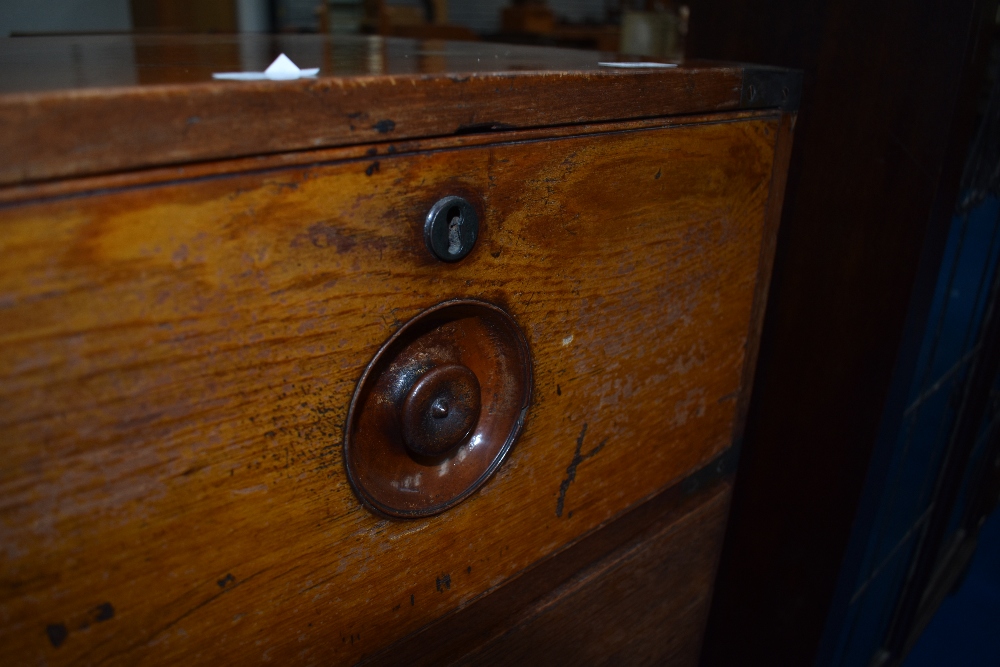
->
[213, 54, 320, 81]
[597, 62, 679, 69]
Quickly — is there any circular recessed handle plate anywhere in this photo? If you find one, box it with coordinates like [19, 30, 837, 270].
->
[344, 300, 532, 518]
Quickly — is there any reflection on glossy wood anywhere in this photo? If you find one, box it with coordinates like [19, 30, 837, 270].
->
[0, 116, 779, 664]
[0, 34, 712, 91]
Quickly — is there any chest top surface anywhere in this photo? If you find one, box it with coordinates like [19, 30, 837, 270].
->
[0, 34, 798, 186]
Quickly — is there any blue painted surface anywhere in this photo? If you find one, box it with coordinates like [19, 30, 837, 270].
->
[903, 506, 1000, 667]
[822, 196, 1000, 666]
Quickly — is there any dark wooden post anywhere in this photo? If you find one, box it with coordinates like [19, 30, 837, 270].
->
[686, 0, 1000, 664]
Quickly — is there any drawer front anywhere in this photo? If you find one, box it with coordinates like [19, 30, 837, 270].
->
[0, 116, 778, 664]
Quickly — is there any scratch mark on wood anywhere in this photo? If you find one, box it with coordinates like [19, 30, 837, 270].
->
[555, 423, 606, 517]
[135, 568, 267, 652]
[717, 390, 739, 403]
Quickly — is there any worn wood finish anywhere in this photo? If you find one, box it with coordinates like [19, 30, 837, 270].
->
[0, 115, 778, 664]
[0, 34, 749, 186]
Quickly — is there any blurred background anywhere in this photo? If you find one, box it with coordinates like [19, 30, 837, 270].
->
[0, 0, 688, 59]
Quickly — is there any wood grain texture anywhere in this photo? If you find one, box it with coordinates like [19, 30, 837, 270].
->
[455, 481, 732, 667]
[0, 116, 778, 664]
[0, 34, 747, 186]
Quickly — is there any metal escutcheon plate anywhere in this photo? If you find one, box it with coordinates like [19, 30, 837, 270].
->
[424, 196, 479, 262]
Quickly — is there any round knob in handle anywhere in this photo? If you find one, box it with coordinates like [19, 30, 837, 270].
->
[401, 364, 481, 458]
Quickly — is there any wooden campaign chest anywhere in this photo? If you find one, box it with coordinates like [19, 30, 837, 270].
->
[0, 34, 798, 665]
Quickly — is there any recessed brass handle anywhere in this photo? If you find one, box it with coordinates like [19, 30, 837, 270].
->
[344, 300, 532, 518]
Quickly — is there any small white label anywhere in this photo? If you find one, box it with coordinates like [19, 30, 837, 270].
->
[213, 53, 319, 81]
[598, 62, 679, 69]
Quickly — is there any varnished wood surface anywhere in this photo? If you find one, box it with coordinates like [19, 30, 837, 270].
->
[0, 115, 779, 664]
[0, 34, 753, 186]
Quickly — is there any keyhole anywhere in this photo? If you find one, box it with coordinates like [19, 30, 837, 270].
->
[447, 206, 463, 255]
[424, 195, 478, 262]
